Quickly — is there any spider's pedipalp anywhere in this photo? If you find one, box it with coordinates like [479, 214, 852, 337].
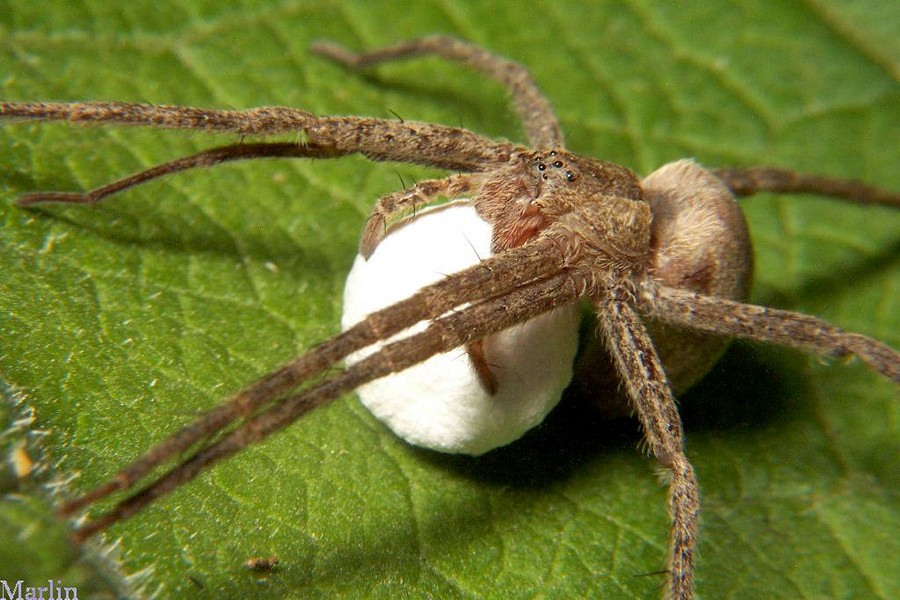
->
[360, 172, 482, 258]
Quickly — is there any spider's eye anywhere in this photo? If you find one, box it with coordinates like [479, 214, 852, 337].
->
[552, 160, 563, 168]
[537, 162, 546, 171]
[565, 170, 576, 182]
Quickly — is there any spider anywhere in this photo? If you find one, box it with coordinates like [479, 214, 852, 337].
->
[2, 36, 898, 599]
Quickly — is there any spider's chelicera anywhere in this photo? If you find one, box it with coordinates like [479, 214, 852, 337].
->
[2, 37, 898, 600]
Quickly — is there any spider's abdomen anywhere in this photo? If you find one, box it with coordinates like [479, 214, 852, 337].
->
[642, 159, 753, 392]
[645, 159, 753, 301]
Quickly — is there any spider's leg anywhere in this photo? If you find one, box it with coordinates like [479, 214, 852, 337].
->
[311, 35, 564, 150]
[1, 101, 520, 171]
[59, 232, 569, 516]
[712, 166, 900, 208]
[640, 283, 900, 383]
[70, 266, 583, 541]
[465, 338, 500, 395]
[360, 172, 481, 257]
[17, 142, 346, 206]
[594, 285, 699, 600]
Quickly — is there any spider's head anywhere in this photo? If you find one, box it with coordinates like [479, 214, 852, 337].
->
[476, 150, 643, 252]
[534, 150, 579, 184]
[540, 151, 642, 201]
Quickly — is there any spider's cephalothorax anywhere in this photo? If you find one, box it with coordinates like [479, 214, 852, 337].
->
[1, 36, 897, 600]
[475, 150, 647, 261]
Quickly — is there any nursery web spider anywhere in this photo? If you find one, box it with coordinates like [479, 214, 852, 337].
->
[2, 36, 898, 600]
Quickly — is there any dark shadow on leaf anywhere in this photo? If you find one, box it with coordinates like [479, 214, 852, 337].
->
[410, 341, 809, 493]
[413, 391, 643, 490]
[748, 229, 900, 311]
[677, 342, 804, 433]
[18, 199, 358, 285]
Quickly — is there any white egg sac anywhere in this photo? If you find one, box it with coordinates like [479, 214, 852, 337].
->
[341, 201, 580, 455]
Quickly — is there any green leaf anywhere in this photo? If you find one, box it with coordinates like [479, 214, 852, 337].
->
[1, 1, 897, 598]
